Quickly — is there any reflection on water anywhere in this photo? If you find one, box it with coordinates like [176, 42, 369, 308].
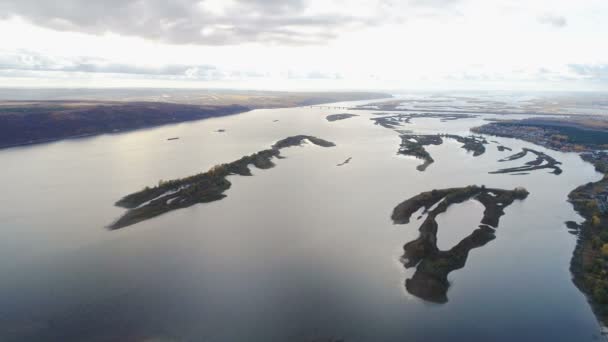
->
[0, 96, 604, 341]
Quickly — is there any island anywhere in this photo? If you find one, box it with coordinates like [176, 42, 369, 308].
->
[337, 157, 352, 166]
[442, 134, 487, 156]
[326, 113, 358, 122]
[398, 134, 443, 171]
[391, 186, 529, 303]
[397, 134, 487, 171]
[490, 148, 562, 175]
[370, 112, 476, 129]
[110, 135, 335, 229]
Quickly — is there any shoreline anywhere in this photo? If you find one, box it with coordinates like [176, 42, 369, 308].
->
[0, 109, 251, 151]
[473, 119, 608, 330]
[0, 93, 389, 151]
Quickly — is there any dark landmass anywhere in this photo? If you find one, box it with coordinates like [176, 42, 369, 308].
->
[472, 117, 608, 153]
[326, 113, 358, 122]
[391, 186, 529, 303]
[581, 151, 608, 174]
[0, 88, 391, 109]
[442, 134, 487, 156]
[372, 115, 402, 129]
[370, 112, 476, 129]
[490, 148, 562, 175]
[568, 175, 608, 325]
[497, 145, 512, 152]
[337, 157, 352, 166]
[397, 134, 486, 171]
[0, 102, 248, 149]
[216, 129, 226, 133]
[398, 134, 443, 171]
[167, 137, 179, 141]
[354, 99, 574, 116]
[0, 91, 389, 149]
[110, 135, 335, 229]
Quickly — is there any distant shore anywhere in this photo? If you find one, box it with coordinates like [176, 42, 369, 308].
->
[0, 91, 391, 150]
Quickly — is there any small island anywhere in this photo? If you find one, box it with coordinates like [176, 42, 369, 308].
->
[397, 134, 487, 171]
[398, 134, 443, 171]
[110, 135, 335, 229]
[326, 113, 359, 122]
[442, 134, 487, 156]
[391, 186, 529, 303]
[337, 157, 352, 166]
[490, 148, 562, 175]
[370, 112, 477, 130]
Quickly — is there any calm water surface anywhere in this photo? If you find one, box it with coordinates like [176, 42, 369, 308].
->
[0, 99, 603, 341]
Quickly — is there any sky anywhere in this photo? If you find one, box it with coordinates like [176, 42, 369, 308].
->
[0, 0, 607, 91]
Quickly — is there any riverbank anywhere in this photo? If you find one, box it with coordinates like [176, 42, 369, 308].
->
[0, 91, 390, 150]
[474, 117, 608, 327]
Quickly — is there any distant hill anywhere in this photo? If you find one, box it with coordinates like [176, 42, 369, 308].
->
[0, 102, 248, 148]
[0, 90, 391, 149]
[0, 88, 391, 109]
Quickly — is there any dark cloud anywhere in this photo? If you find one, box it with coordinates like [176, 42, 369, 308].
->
[537, 14, 567, 28]
[0, 0, 378, 45]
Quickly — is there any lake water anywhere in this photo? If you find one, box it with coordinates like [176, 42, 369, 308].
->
[0, 98, 603, 341]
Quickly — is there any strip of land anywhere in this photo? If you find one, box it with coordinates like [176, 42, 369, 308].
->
[110, 135, 335, 230]
[472, 117, 608, 152]
[0, 90, 389, 149]
[490, 148, 562, 175]
[0, 102, 248, 149]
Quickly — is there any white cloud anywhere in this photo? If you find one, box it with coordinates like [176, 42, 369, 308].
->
[0, 0, 607, 90]
[538, 13, 567, 28]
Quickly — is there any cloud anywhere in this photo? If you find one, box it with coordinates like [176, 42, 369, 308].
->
[568, 64, 608, 82]
[537, 14, 567, 28]
[0, 49, 347, 82]
[0, 0, 380, 45]
[408, 0, 462, 7]
[0, 50, 222, 79]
